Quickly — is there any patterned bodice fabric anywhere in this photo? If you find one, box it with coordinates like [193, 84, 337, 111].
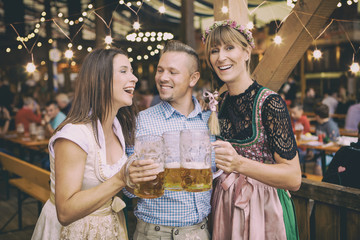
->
[218, 81, 297, 162]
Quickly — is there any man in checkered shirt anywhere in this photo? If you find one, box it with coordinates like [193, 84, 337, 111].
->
[124, 40, 215, 239]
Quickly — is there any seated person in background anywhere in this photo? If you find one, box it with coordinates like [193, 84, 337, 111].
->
[322, 90, 338, 115]
[0, 105, 11, 135]
[303, 87, 317, 112]
[289, 101, 311, 135]
[15, 97, 42, 133]
[307, 104, 340, 175]
[345, 102, 360, 131]
[55, 93, 72, 115]
[322, 122, 360, 189]
[44, 101, 66, 134]
[314, 104, 340, 142]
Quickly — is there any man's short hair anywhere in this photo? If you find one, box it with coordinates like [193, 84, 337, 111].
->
[46, 100, 59, 108]
[290, 101, 303, 110]
[314, 104, 329, 119]
[162, 40, 200, 73]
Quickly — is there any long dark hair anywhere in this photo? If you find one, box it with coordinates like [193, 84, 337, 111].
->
[55, 48, 138, 146]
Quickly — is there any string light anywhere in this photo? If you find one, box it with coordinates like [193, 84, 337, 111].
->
[221, 6, 229, 14]
[82, 12, 87, 17]
[274, 35, 282, 44]
[48, 39, 53, 44]
[313, 49, 322, 59]
[247, 22, 254, 30]
[40, 17, 45, 22]
[159, 5, 166, 14]
[119, 0, 124, 4]
[37, 42, 42, 47]
[337, 2, 342, 7]
[6, 48, 11, 53]
[88, 4, 93, 9]
[350, 62, 360, 73]
[41, 12, 46, 17]
[347, 0, 352, 5]
[87, 47, 93, 52]
[65, 49, 73, 59]
[127, 47, 132, 52]
[133, 21, 141, 30]
[26, 62, 36, 73]
[129, 57, 133, 62]
[41, 61, 46, 65]
[77, 45, 83, 50]
[105, 35, 113, 44]
[68, 43, 73, 48]
[58, 12, 63, 17]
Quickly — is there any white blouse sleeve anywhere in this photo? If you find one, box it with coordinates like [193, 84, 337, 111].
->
[48, 123, 91, 158]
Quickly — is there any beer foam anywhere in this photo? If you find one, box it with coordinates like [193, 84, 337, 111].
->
[165, 162, 181, 168]
[181, 162, 210, 169]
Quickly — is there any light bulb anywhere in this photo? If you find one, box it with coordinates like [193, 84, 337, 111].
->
[221, 6, 229, 13]
[133, 21, 140, 30]
[26, 62, 36, 73]
[350, 62, 360, 73]
[159, 6, 166, 14]
[105, 35, 113, 44]
[65, 49, 73, 59]
[313, 49, 322, 59]
[274, 35, 282, 44]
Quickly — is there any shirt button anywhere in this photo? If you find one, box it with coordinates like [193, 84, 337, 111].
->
[155, 226, 160, 231]
[201, 224, 205, 229]
[174, 229, 179, 235]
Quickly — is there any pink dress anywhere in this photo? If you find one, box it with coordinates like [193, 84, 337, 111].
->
[211, 87, 297, 240]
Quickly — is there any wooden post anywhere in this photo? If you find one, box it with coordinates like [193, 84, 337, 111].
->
[181, 0, 196, 48]
[95, 0, 106, 48]
[252, 0, 339, 91]
[214, 0, 248, 25]
[44, 0, 54, 92]
[301, 56, 306, 103]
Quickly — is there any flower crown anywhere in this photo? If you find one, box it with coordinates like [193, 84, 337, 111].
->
[202, 20, 255, 48]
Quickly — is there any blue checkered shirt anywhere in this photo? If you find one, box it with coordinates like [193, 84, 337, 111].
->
[123, 96, 216, 227]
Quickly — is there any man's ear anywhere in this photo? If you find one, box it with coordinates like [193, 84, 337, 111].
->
[189, 72, 200, 88]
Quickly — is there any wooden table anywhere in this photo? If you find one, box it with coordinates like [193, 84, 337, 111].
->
[0, 132, 49, 151]
[309, 125, 358, 137]
[297, 139, 341, 175]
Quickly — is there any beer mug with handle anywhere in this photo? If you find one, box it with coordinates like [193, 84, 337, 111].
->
[163, 131, 182, 191]
[131, 135, 165, 199]
[180, 129, 213, 192]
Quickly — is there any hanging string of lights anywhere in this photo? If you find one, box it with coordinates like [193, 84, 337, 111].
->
[3, 0, 360, 74]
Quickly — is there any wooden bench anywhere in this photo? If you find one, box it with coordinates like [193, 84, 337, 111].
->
[291, 178, 360, 240]
[0, 152, 50, 230]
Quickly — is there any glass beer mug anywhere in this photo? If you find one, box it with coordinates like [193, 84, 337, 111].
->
[180, 129, 212, 192]
[163, 131, 182, 191]
[132, 135, 165, 199]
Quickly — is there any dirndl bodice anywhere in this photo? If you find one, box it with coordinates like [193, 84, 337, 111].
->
[211, 87, 288, 240]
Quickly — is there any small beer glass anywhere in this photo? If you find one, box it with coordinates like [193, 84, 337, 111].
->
[133, 135, 165, 199]
[163, 131, 182, 191]
[180, 129, 212, 192]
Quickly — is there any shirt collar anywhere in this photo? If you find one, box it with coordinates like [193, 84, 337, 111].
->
[161, 96, 203, 120]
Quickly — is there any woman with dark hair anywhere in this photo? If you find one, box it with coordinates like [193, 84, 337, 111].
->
[203, 20, 301, 239]
[32, 48, 158, 239]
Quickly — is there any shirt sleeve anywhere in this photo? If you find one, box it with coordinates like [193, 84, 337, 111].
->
[48, 123, 91, 158]
[261, 94, 298, 160]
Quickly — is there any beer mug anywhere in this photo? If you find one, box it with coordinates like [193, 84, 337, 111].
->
[133, 135, 165, 199]
[163, 131, 182, 191]
[180, 129, 212, 192]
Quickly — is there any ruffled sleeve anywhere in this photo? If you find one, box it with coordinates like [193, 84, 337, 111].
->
[261, 94, 298, 160]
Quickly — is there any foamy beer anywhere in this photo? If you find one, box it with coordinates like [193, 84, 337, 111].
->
[133, 135, 165, 199]
[163, 131, 183, 191]
[164, 162, 182, 191]
[180, 129, 212, 192]
[181, 162, 212, 192]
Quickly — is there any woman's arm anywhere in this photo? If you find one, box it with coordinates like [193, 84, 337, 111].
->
[212, 140, 301, 191]
[54, 138, 126, 226]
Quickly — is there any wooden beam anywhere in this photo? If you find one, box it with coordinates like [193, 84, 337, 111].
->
[252, 0, 339, 91]
[214, 0, 248, 25]
[181, 0, 196, 48]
